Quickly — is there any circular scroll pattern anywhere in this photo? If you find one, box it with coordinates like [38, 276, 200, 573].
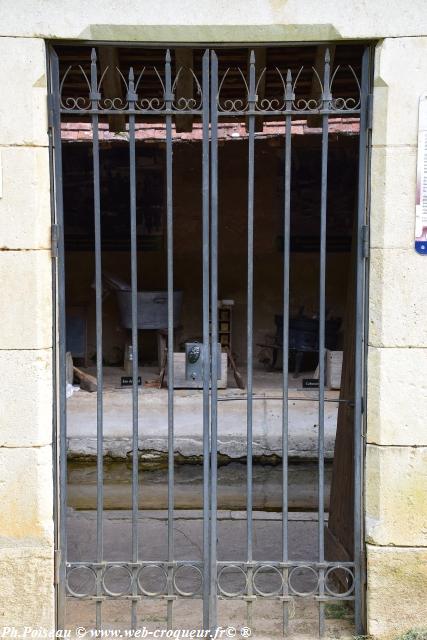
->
[137, 564, 168, 597]
[66, 565, 97, 598]
[217, 564, 248, 597]
[324, 565, 355, 598]
[253, 564, 284, 597]
[173, 564, 203, 597]
[288, 565, 319, 597]
[102, 564, 133, 597]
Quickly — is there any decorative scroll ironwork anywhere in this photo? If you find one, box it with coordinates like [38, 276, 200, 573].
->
[60, 48, 203, 115]
[59, 47, 361, 117]
[217, 48, 361, 115]
[66, 561, 355, 600]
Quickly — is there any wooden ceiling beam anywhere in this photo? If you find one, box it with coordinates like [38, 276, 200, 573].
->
[174, 48, 194, 133]
[97, 47, 127, 134]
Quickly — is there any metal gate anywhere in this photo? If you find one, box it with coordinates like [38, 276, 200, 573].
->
[48, 44, 371, 636]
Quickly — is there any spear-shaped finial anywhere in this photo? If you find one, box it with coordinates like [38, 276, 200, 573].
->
[127, 65, 137, 104]
[248, 49, 256, 106]
[285, 68, 294, 106]
[164, 49, 173, 104]
[90, 47, 99, 104]
[323, 47, 332, 103]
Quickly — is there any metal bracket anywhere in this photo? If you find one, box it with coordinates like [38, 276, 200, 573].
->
[51, 224, 59, 259]
[361, 224, 369, 259]
[367, 93, 374, 131]
[54, 548, 61, 585]
[47, 93, 54, 131]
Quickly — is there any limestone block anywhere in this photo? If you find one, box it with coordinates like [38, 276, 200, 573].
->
[0, 250, 52, 349]
[367, 346, 427, 446]
[0, 146, 51, 249]
[2, 2, 427, 40]
[369, 248, 427, 347]
[370, 145, 417, 249]
[0, 545, 54, 629]
[0, 446, 54, 547]
[366, 544, 427, 638]
[372, 37, 427, 147]
[365, 444, 427, 547]
[0, 38, 48, 146]
[0, 349, 52, 447]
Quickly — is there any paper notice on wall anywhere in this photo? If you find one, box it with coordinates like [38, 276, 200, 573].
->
[415, 93, 427, 254]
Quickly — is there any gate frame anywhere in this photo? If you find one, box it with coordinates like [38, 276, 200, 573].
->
[47, 41, 373, 636]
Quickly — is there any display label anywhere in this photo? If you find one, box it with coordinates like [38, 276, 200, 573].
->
[121, 376, 142, 387]
[415, 93, 427, 254]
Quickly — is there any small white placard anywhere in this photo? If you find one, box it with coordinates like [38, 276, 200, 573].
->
[415, 93, 427, 254]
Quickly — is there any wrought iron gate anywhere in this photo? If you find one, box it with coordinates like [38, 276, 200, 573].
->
[48, 44, 371, 637]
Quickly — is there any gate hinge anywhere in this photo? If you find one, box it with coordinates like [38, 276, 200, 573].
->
[47, 94, 54, 130]
[54, 548, 61, 585]
[367, 93, 374, 131]
[361, 224, 369, 259]
[51, 223, 59, 259]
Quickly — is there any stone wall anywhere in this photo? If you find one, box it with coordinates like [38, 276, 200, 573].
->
[1, 2, 427, 636]
[0, 37, 55, 627]
[366, 37, 427, 638]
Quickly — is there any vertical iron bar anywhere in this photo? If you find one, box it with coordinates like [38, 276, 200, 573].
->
[128, 67, 139, 630]
[50, 48, 67, 629]
[165, 50, 175, 630]
[281, 68, 294, 637]
[201, 49, 211, 631]
[246, 49, 256, 629]
[354, 47, 370, 637]
[318, 48, 331, 639]
[90, 48, 104, 630]
[210, 50, 219, 632]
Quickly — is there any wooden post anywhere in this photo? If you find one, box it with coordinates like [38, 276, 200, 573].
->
[326, 210, 357, 562]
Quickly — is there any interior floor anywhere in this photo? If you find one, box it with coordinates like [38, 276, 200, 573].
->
[70, 364, 335, 393]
